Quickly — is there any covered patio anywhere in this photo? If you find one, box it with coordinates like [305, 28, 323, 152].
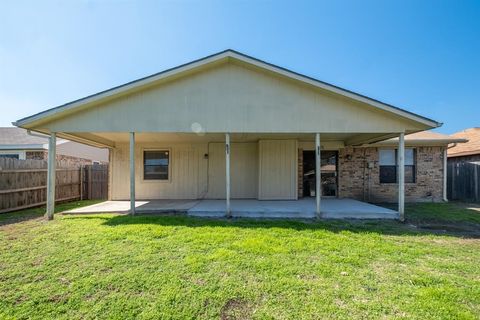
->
[13, 50, 441, 221]
[64, 198, 398, 219]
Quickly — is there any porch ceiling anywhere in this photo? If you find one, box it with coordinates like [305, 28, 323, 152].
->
[56, 131, 401, 148]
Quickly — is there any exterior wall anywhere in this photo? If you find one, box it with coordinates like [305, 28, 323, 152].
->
[110, 139, 298, 201]
[25, 150, 104, 166]
[111, 142, 208, 200]
[338, 146, 445, 203]
[206, 142, 258, 199]
[110, 137, 446, 202]
[258, 140, 298, 200]
[25, 151, 47, 160]
[43, 63, 425, 134]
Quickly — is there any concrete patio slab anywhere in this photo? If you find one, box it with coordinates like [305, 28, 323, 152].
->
[63, 198, 398, 219]
[188, 199, 316, 218]
[321, 198, 398, 219]
[64, 199, 200, 214]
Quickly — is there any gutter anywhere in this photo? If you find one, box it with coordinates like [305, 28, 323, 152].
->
[27, 129, 49, 139]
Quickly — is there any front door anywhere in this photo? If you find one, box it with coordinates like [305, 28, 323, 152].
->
[302, 150, 338, 197]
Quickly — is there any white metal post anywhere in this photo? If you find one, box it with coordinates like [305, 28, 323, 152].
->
[46, 132, 56, 220]
[225, 133, 231, 217]
[315, 133, 321, 218]
[443, 148, 448, 202]
[398, 133, 405, 221]
[129, 132, 136, 215]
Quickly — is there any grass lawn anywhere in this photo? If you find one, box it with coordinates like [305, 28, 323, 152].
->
[1, 201, 479, 319]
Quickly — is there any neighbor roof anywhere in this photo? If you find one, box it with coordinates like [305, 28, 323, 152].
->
[448, 128, 480, 157]
[370, 130, 467, 146]
[14, 49, 441, 129]
[0, 127, 66, 149]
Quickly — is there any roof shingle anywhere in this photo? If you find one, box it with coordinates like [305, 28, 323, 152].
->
[448, 128, 480, 157]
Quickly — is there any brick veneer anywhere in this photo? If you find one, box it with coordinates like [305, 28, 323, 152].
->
[25, 151, 100, 166]
[337, 146, 445, 203]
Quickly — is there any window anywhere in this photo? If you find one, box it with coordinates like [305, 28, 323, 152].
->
[379, 149, 396, 183]
[143, 150, 169, 180]
[379, 148, 416, 183]
[404, 148, 416, 183]
[0, 154, 19, 159]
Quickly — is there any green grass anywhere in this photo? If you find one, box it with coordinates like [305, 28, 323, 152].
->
[1, 202, 479, 319]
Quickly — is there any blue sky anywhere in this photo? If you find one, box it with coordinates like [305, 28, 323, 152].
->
[1, 0, 478, 133]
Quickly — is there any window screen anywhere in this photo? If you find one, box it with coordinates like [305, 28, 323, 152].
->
[143, 150, 169, 180]
[379, 149, 416, 183]
[379, 149, 396, 183]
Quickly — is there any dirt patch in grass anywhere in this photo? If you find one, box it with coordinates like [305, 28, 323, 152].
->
[220, 298, 254, 320]
[412, 222, 480, 238]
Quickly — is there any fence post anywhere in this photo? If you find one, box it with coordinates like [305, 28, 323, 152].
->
[80, 166, 83, 200]
[475, 163, 479, 202]
[88, 166, 93, 200]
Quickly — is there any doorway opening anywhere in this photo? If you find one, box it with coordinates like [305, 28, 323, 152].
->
[302, 150, 338, 197]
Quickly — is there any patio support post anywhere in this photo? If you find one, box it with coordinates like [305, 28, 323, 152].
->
[129, 132, 136, 215]
[443, 148, 448, 202]
[398, 132, 405, 221]
[315, 133, 321, 218]
[225, 133, 231, 217]
[45, 132, 56, 220]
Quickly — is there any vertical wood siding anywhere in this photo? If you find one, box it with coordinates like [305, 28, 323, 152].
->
[110, 143, 208, 200]
[258, 140, 298, 200]
[207, 143, 258, 199]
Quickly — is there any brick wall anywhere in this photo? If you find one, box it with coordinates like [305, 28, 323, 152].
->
[25, 151, 100, 167]
[25, 151, 48, 160]
[338, 146, 445, 203]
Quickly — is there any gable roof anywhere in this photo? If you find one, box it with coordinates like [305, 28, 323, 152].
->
[448, 128, 480, 157]
[14, 49, 441, 129]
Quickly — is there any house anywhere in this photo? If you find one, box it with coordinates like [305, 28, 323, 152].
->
[448, 128, 480, 162]
[0, 127, 109, 165]
[13, 50, 464, 220]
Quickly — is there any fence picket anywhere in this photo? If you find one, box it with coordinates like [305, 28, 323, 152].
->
[0, 158, 108, 213]
[447, 160, 480, 202]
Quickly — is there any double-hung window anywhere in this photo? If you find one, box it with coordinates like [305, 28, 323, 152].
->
[379, 148, 416, 183]
[143, 150, 169, 180]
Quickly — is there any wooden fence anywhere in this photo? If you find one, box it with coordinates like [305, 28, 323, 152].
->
[447, 161, 480, 202]
[0, 158, 108, 213]
[82, 165, 109, 200]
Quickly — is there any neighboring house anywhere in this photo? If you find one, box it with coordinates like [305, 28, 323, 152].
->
[448, 128, 480, 162]
[0, 127, 109, 165]
[13, 50, 464, 218]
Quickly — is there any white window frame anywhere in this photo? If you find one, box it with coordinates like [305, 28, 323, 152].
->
[0, 150, 26, 160]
